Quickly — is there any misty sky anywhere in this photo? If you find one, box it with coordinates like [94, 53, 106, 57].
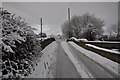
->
[3, 2, 118, 35]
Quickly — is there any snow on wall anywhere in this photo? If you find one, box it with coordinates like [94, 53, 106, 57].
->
[86, 41, 120, 43]
[69, 42, 118, 75]
[86, 44, 120, 54]
[27, 41, 57, 78]
[70, 37, 88, 42]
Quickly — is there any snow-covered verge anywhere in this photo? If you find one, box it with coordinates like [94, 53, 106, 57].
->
[86, 44, 120, 54]
[61, 41, 93, 78]
[69, 42, 118, 75]
[27, 41, 57, 78]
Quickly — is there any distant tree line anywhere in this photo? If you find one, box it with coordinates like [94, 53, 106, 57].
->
[62, 13, 104, 41]
[105, 24, 120, 41]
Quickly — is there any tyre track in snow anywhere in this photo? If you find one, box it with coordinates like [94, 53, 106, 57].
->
[61, 41, 94, 78]
[67, 42, 118, 79]
[55, 41, 81, 78]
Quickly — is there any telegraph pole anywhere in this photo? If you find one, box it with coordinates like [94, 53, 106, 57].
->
[68, 8, 71, 21]
[40, 18, 42, 37]
[68, 8, 71, 38]
[118, 2, 120, 41]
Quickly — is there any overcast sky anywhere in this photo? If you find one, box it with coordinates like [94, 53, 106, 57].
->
[3, 2, 118, 35]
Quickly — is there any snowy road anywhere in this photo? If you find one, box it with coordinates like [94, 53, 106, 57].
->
[55, 40, 118, 78]
[68, 43, 117, 78]
[55, 41, 81, 78]
[27, 40, 118, 78]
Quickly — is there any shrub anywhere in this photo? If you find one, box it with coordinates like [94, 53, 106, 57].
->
[1, 8, 42, 78]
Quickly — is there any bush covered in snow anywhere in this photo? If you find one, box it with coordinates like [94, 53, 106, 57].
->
[0, 8, 42, 78]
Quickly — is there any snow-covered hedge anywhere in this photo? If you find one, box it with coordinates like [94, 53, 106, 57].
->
[0, 8, 42, 78]
[40, 38, 55, 50]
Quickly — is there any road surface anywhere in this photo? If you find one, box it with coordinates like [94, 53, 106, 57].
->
[55, 41, 81, 78]
[55, 40, 118, 79]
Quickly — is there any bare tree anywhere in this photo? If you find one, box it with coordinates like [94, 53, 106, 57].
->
[107, 24, 118, 40]
[62, 21, 70, 38]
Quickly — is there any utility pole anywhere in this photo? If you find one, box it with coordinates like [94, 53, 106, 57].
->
[118, 1, 120, 41]
[40, 18, 42, 37]
[68, 8, 71, 21]
[68, 8, 71, 38]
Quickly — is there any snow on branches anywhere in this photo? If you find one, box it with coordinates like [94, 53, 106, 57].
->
[0, 8, 42, 78]
[62, 13, 104, 41]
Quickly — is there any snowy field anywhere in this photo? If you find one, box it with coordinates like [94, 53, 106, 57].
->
[69, 42, 119, 75]
[27, 41, 57, 78]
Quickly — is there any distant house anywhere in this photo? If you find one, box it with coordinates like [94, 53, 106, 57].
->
[38, 33, 47, 38]
[99, 35, 108, 41]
